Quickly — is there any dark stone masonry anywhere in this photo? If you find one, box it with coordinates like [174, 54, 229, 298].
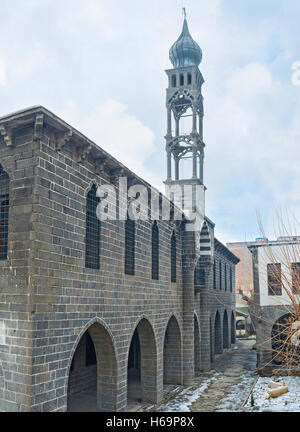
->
[0, 17, 239, 412]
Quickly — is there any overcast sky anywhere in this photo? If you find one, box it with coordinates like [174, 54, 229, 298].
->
[0, 0, 300, 243]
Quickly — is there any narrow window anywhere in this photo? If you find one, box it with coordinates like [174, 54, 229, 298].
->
[268, 263, 282, 296]
[172, 75, 177, 87]
[85, 184, 100, 269]
[171, 231, 176, 283]
[0, 165, 9, 260]
[219, 261, 222, 290]
[230, 266, 233, 292]
[151, 222, 159, 280]
[213, 259, 216, 289]
[180, 74, 184, 86]
[187, 73, 192, 85]
[225, 264, 227, 291]
[125, 214, 135, 275]
[291, 263, 300, 294]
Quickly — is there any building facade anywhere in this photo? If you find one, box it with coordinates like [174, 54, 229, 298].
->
[0, 17, 238, 412]
[248, 238, 300, 375]
[226, 241, 254, 310]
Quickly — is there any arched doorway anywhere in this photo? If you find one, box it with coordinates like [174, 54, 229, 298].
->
[67, 322, 117, 412]
[231, 311, 236, 344]
[223, 310, 230, 349]
[214, 311, 222, 354]
[127, 318, 158, 406]
[271, 313, 299, 366]
[163, 315, 182, 385]
[194, 314, 201, 373]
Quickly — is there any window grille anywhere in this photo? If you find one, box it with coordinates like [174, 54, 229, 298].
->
[125, 215, 135, 275]
[0, 165, 9, 260]
[267, 263, 282, 296]
[85, 184, 100, 269]
[291, 262, 300, 294]
[151, 222, 159, 280]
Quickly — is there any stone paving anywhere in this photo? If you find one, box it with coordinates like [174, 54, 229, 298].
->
[158, 339, 257, 412]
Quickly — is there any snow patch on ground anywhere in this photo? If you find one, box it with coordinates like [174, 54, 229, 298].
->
[161, 373, 221, 412]
[215, 371, 256, 412]
[246, 376, 300, 412]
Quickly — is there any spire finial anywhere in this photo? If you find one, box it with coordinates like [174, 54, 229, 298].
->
[182, 7, 187, 19]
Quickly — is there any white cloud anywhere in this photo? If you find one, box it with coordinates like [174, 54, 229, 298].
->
[0, 0, 299, 242]
[205, 57, 300, 241]
[0, 55, 6, 86]
[11, 44, 57, 79]
[56, 0, 124, 41]
[59, 99, 160, 188]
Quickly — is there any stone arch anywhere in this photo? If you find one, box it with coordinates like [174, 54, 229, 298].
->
[194, 313, 201, 372]
[127, 317, 159, 405]
[84, 179, 100, 196]
[223, 310, 230, 349]
[271, 312, 299, 366]
[214, 310, 222, 355]
[163, 315, 182, 384]
[231, 311, 236, 344]
[199, 221, 212, 257]
[67, 318, 118, 412]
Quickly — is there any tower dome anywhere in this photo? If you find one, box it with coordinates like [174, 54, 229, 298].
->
[169, 18, 202, 68]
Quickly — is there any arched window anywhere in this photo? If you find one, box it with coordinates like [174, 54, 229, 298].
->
[85, 184, 100, 269]
[219, 261, 222, 290]
[125, 214, 135, 275]
[180, 74, 184, 86]
[187, 73, 192, 85]
[0, 165, 9, 260]
[171, 231, 176, 283]
[172, 75, 177, 88]
[225, 264, 227, 291]
[151, 222, 159, 280]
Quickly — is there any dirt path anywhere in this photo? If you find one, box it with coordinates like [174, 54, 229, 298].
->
[160, 339, 257, 412]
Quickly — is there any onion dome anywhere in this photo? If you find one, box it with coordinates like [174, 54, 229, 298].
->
[169, 18, 202, 68]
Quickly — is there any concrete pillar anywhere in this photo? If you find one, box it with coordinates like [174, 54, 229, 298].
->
[167, 108, 172, 135]
[192, 106, 197, 133]
[175, 157, 179, 180]
[192, 150, 197, 179]
[199, 115, 203, 140]
[175, 119, 179, 137]
[167, 153, 172, 179]
[199, 154, 204, 183]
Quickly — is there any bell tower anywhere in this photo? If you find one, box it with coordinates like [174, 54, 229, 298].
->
[164, 13, 205, 227]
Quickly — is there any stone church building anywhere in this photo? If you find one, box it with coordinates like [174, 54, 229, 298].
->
[0, 17, 239, 411]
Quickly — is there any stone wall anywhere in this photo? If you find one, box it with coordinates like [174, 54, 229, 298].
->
[0, 125, 38, 411]
[0, 108, 238, 412]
